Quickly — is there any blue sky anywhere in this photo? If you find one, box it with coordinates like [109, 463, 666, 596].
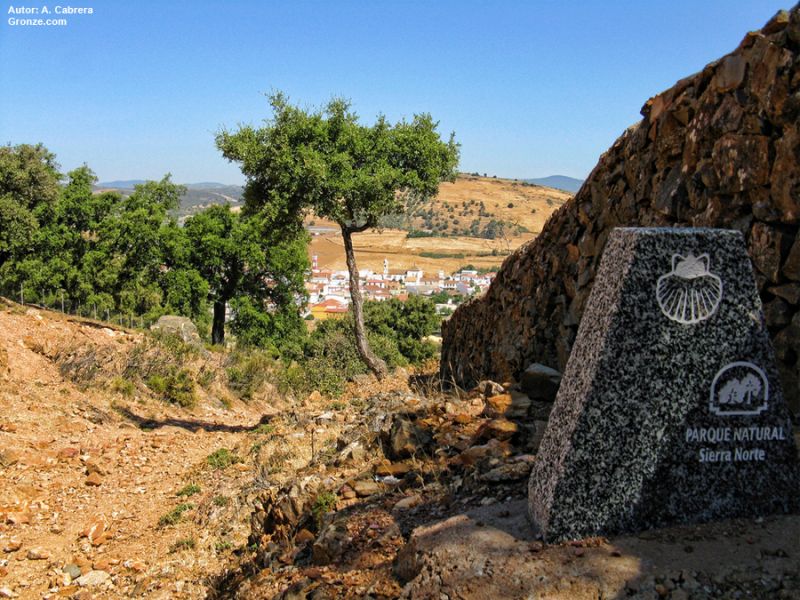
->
[0, 1, 787, 184]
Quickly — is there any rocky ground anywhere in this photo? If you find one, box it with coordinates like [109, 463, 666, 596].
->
[1, 302, 799, 599]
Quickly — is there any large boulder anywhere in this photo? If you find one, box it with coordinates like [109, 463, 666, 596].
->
[150, 315, 203, 348]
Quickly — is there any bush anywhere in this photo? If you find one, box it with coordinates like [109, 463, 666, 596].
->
[146, 368, 196, 407]
[226, 348, 276, 400]
[109, 377, 135, 397]
[207, 448, 241, 470]
[364, 296, 439, 364]
[158, 503, 194, 527]
[228, 296, 305, 357]
[176, 483, 201, 497]
[169, 536, 196, 552]
[312, 491, 337, 528]
[288, 318, 407, 397]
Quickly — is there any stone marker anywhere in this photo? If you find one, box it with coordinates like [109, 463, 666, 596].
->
[528, 227, 800, 542]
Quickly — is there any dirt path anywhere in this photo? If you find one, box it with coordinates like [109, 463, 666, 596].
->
[0, 307, 268, 598]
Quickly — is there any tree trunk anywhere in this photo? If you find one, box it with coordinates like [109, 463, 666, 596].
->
[341, 227, 388, 379]
[212, 300, 226, 345]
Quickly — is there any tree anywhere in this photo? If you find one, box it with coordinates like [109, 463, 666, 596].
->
[184, 205, 244, 344]
[0, 143, 61, 272]
[217, 93, 459, 378]
[183, 205, 309, 346]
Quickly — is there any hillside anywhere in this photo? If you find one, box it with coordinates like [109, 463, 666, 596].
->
[2, 302, 797, 599]
[309, 175, 572, 273]
[94, 182, 244, 220]
[524, 175, 584, 193]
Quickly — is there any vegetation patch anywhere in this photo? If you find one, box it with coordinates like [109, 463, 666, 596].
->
[169, 536, 196, 553]
[206, 448, 241, 470]
[158, 502, 194, 527]
[176, 483, 201, 497]
[312, 491, 337, 529]
[226, 349, 274, 400]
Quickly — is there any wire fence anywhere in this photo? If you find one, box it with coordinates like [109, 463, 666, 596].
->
[0, 282, 159, 330]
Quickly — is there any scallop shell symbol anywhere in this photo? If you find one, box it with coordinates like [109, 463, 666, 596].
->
[656, 253, 722, 324]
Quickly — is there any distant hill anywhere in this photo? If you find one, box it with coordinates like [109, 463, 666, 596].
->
[96, 179, 147, 189]
[94, 181, 243, 219]
[524, 175, 584, 193]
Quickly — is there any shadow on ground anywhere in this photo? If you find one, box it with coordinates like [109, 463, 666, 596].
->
[115, 405, 271, 433]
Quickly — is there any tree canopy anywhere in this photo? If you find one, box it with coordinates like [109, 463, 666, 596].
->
[216, 93, 459, 377]
[0, 143, 307, 348]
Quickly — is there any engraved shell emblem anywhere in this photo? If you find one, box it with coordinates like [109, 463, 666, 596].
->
[656, 253, 722, 324]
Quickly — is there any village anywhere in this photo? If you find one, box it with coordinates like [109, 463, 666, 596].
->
[304, 255, 497, 320]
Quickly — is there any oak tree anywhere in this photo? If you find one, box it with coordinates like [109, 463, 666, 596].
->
[217, 93, 459, 378]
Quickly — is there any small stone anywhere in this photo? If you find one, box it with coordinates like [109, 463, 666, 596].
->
[64, 564, 82, 581]
[0, 587, 16, 598]
[519, 363, 562, 402]
[2, 541, 21, 553]
[476, 418, 518, 441]
[393, 495, 422, 510]
[374, 462, 411, 477]
[386, 417, 432, 459]
[479, 461, 533, 483]
[483, 393, 512, 417]
[762, 9, 790, 34]
[713, 55, 746, 92]
[26, 548, 49, 561]
[352, 480, 383, 498]
[85, 472, 102, 487]
[92, 559, 111, 572]
[475, 380, 505, 397]
[769, 283, 800, 305]
[0, 450, 19, 468]
[84, 460, 104, 476]
[75, 570, 110, 587]
[81, 517, 110, 546]
[57, 447, 80, 461]
[339, 484, 356, 500]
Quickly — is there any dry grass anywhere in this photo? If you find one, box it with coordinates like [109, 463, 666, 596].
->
[307, 175, 572, 273]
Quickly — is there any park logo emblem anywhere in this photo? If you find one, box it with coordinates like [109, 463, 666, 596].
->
[710, 361, 769, 417]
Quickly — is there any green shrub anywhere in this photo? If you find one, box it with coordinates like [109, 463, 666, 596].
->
[364, 296, 439, 364]
[197, 367, 215, 388]
[312, 491, 337, 528]
[226, 349, 275, 400]
[213, 495, 230, 507]
[207, 448, 241, 470]
[147, 369, 196, 407]
[158, 503, 194, 527]
[110, 377, 135, 397]
[169, 536, 196, 552]
[176, 483, 201, 497]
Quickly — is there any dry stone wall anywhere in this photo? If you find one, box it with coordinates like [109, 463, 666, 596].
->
[441, 6, 800, 415]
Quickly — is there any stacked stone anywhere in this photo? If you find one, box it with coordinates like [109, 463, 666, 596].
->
[441, 6, 800, 416]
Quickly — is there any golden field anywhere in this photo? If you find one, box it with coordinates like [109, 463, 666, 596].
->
[309, 175, 573, 273]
